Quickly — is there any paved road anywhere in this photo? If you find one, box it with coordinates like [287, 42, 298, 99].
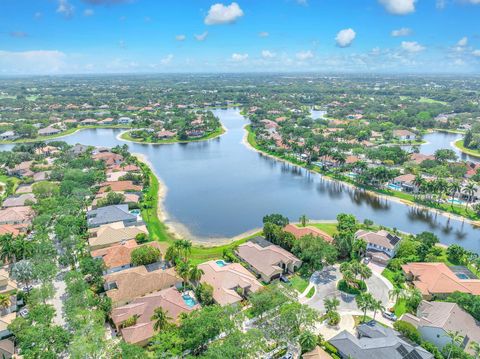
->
[305, 264, 392, 313]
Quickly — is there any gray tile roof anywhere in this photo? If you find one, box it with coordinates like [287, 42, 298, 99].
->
[87, 204, 137, 228]
[329, 321, 433, 359]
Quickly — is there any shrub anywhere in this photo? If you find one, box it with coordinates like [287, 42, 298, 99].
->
[323, 342, 338, 355]
[135, 232, 148, 244]
[337, 279, 366, 295]
[130, 245, 161, 266]
[327, 311, 340, 326]
[393, 320, 422, 345]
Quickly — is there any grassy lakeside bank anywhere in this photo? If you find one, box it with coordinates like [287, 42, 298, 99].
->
[245, 125, 480, 222]
[120, 125, 225, 144]
[454, 139, 480, 158]
[0, 124, 131, 144]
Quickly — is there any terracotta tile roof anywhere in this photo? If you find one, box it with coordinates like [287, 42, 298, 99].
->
[106, 171, 128, 182]
[283, 224, 333, 243]
[393, 129, 416, 137]
[198, 260, 262, 306]
[236, 241, 301, 278]
[91, 241, 163, 270]
[410, 153, 435, 164]
[0, 267, 17, 295]
[0, 224, 20, 237]
[2, 194, 36, 208]
[104, 266, 180, 307]
[393, 173, 416, 184]
[402, 262, 480, 296]
[0, 206, 34, 225]
[92, 152, 123, 166]
[302, 346, 333, 359]
[98, 181, 142, 193]
[111, 287, 199, 345]
[88, 222, 148, 249]
[110, 164, 140, 172]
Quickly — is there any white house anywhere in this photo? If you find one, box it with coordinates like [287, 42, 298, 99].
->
[355, 229, 402, 264]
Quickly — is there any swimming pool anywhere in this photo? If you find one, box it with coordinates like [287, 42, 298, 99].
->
[129, 209, 141, 215]
[388, 183, 402, 191]
[446, 198, 464, 205]
[182, 294, 197, 307]
[456, 273, 469, 280]
[215, 260, 227, 267]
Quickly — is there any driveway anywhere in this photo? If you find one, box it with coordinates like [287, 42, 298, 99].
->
[305, 264, 392, 313]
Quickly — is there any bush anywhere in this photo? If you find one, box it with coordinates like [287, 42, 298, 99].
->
[130, 245, 161, 266]
[327, 311, 340, 326]
[323, 342, 338, 356]
[135, 232, 148, 244]
[337, 279, 366, 295]
[393, 320, 422, 345]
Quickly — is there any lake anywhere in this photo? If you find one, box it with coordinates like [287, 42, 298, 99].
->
[1, 108, 479, 253]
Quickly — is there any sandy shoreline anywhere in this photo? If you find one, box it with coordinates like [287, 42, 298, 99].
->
[242, 125, 480, 228]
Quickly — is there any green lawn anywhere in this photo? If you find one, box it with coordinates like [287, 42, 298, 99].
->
[306, 286, 315, 298]
[290, 273, 309, 293]
[454, 139, 480, 157]
[394, 299, 407, 317]
[419, 97, 447, 105]
[310, 222, 338, 236]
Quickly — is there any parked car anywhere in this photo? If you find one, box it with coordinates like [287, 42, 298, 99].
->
[382, 311, 397, 321]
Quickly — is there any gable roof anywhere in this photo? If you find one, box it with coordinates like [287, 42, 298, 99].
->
[198, 260, 262, 306]
[236, 240, 301, 278]
[105, 266, 180, 307]
[330, 321, 433, 359]
[2, 193, 36, 208]
[402, 262, 480, 296]
[355, 229, 401, 249]
[0, 206, 34, 224]
[283, 224, 333, 243]
[98, 180, 142, 193]
[111, 287, 199, 345]
[91, 241, 163, 270]
[88, 222, 148, 249]
[87, 204, 137, 227]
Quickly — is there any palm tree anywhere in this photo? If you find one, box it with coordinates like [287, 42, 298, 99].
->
[151, 307, 172, 332]
[179, 240, 192, 262]
[188, 265, 204, 287]
[176, 261, 191, 290]
[445, 330, 465, 359]
[0, 294, 10, 313]
[0, 234, 17, 263]
[371, 299, 385, 320]
[324, 297, 340, 313]
[299, 214, 309, 227]
[356, 292, 375, 322]
[342, 269, 357, 288]
[470, 341, 480, 359]
[413, 175, 424, 200]
[463, 182, 476, 211]
[299, 330, 317, 353]
[449, 181, 462, 209]
[388, 287, 403, 304]
[358, 264, 372, 281]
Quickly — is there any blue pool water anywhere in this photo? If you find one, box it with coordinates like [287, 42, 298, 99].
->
[388, 183, 402, 191]
[215, 260, 227, 267]
[456, 273, 469, 280]
[182, 294, 197, 307]
[129, 209, 141, 215]
[446, 198, 464, 205]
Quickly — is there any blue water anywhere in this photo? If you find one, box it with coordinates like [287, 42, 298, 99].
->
[456, 273, 469, 280]
[388, 184, 402, 191]
[129, 209, 141, 215]
[215, 260, 227, 267]
[182, 294, 197, 307]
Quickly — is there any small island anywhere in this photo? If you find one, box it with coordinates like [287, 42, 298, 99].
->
[120, 110, 225, 144]
[454, 126, 480, 157]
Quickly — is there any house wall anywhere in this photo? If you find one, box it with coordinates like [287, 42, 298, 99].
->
[419, 326, 449, 350]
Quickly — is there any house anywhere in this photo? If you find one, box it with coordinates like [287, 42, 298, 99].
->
[401, 301, 480, 355]
[283, 224, 333, 243]
[92, 151, 123, 167]
[410, 153, 435, 165]
[34, 145, 59, 156]
[0, 268, 17, 296]
[88, 221, 148, 249]
[0, 313, 15, 340]
[355, 229, 402, 264]
[198, 260, 262, 306]
[104, 265, 180, 307]
[0, 131, 17, 141]
[236, 238, 302, 283]
[392, 174, 419, 193]
[110, 287, 200, 346]
[393, 129, 417, 141]
[0, 338, 15, 358]
[118, 117, 133, 124]
[156, 130, 176, 139]
[110, 164, 140, 173]
[302, 346, 333, 359]
[0, 206, 34, 225]
[0, 225, 21, 237]
[106, 170, 128, 182]
[81, 119, 97, 125]
[402, 262, 480, 299]
[86, 204, 138, 228]
[2, 194, 36, 208]
[15, 184, 33, 194]
[38, 126, 61, 136]
[92, 192, 140, 209]
[7, 161, 33, 177]
[329, 321, 433, 359]
[98, 181, 142, 193]
[33, 171, 50, 182]
[70, 144, 89, 156]
[91, 240, 164, 274]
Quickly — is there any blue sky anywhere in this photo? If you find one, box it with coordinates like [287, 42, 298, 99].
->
[1, 0, 480, 74]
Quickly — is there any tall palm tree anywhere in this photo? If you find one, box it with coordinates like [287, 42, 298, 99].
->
[449, 181, 462, 209]
[176, 261, 191, 290]
[0, 294, 10, 313]
[470, 341, 480, 359]
[358, 264, 372, 281]
[179, 240, 192, 262]
[388, 287, 403, 304]
[324, 297, 340, 313]
[445, 330, 465, 359]
[356, 292, 375, 322]
[188, 265, 204, 287]
[413, 175, 424, 200]
[463, 182, 476, 211]
[371, 299, 385, 320]
[0, 234, 16, 264]
[151, 307, 172, 332]
[299, 214, 309, 227]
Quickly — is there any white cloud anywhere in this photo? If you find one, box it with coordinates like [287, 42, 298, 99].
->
[231, 53, 248, 62]
[194, 31, 208, 41]
[472, 50, 480, 57]
[401, 41, 425, 52]
[84, 8, 94, 16]
[204, 2, 244, 25]
[175, 34, 186, 41]
[0, 50, 67, 74]
[160, 54, 173, 65]
[261, 50, 276, 59]
[391, 27, 412, 37]
[296, 50, 314, 60]
[57, 0, 74, 18]
[259, 31, 269, 38]
[336, 28, 356, 48]
[379, 0, 416, 15]
[457, 37, 468, 47]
